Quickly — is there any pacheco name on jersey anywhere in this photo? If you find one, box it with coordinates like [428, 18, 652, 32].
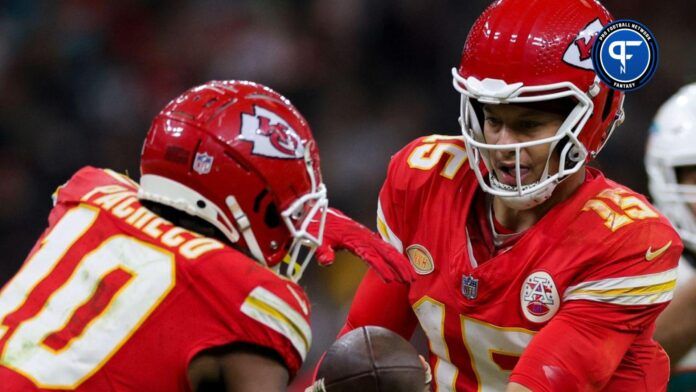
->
[76, 180, 224, 259]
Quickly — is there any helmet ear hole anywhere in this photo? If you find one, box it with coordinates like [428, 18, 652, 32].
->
[264, 202, 281, 228]
[601, 89, 615, 121]
[254, 189, 281, 228]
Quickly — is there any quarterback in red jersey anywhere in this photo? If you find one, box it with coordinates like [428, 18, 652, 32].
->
[330, 0, 682, 391]
[0, 81, 410, 391]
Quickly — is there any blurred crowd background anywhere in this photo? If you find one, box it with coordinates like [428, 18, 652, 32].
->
[1, 0, 694, 388]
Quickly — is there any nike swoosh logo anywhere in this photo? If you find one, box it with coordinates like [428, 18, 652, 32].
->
[646, 241, 672, 261]
[286, 284, 309, 316]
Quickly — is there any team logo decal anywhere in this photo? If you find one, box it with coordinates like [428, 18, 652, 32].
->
[591, 19, 659, 91]
[563, 18, 604, 70]
[193, 152, 214, 175]
[406, 244, 435, 275]
[520, 271, 559, 323]
[240, 105, 306, 159]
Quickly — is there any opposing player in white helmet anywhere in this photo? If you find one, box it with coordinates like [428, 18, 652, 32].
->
[648, 83, 696, 389]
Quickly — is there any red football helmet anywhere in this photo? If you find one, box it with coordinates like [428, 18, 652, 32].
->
[139, 80, 327, 281]
[452, 0, 625, 209]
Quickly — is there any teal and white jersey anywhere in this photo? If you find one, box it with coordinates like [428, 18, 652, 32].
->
[669, 258, 696, 392]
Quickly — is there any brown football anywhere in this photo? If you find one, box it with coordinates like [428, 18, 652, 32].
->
[315, 326, 426, 392]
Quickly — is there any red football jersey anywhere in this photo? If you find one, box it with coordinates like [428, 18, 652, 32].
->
[0, 167, 311, 391]
[343, 135, 682, 391]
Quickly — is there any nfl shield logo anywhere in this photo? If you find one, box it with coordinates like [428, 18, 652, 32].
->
[461, 274, 479, 300]
[193, 152, 214, 175]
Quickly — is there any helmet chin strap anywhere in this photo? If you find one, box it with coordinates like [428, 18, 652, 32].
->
[490, 174, 558, 210]
[226, 195, 266, 266]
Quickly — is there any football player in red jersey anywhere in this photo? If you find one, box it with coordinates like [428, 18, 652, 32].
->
[0, 80, 410, 391]
[323, 0, 683, 391]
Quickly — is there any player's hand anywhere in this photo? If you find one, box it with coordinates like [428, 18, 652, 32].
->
[304, 379, 326, 392]
[420, 355, 432, 391]
[308, 208, 415, 283]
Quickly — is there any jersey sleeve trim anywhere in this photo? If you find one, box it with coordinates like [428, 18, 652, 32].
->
[376, 200, 403, 253]
[240, 287, 311, 360]
[563, 267, 677, 305]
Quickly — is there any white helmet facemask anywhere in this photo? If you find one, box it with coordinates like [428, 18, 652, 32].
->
[277, 183, 328, 282]
[452, 69, 602, 210]
[276, 145, 328, 282]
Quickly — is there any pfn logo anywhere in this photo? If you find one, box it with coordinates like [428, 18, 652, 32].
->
[592, 20, 659, 91]
[608, 40, 642, 74]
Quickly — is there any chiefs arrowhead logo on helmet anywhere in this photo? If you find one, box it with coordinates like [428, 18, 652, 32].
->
[563, 18, 604, 70]
[240, 106, 306, 159]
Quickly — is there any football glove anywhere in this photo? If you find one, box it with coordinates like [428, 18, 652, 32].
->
[308, 208, 414, 283]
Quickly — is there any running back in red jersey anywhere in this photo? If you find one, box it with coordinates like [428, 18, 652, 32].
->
[0, 167, 311, 391]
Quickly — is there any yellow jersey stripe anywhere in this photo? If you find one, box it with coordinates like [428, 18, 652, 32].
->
[377, 217, 390, 241]
[563, 268, 678, 306]
[569, 279, 676, 297]
[244, 296, 309, 348]
[564, 291, 673, 306]
[564, 268, 677, 293]
[240, 287, 311, 360]
[377, 201, 403, 253]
